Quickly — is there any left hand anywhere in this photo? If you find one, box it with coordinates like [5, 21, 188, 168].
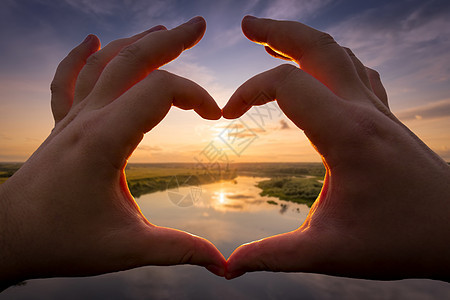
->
[0, 16, 225, 286]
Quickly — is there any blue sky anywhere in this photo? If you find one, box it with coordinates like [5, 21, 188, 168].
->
[1, 0, 449, 162]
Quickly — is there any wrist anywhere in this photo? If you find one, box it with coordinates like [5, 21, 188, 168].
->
[0, 176, 31, 288]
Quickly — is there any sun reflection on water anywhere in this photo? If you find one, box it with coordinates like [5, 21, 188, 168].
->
[218, 192, 225, 204]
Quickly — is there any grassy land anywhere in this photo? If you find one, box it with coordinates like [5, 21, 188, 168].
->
[258, 176, 323, 207]
[233, 162, 325, 178]
[125, 164, 236, 198]
[0, 163, 22, 185]
[232, 163, 325, 207]
[0, 162, 324, 205]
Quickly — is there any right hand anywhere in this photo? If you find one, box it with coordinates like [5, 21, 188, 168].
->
[224, 16, 450, 281]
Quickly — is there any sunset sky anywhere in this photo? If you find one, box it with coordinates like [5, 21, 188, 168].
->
[1, 0, 449, 163]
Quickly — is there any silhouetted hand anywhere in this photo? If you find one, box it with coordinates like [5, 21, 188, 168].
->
[224, 16, 450, 281]
[0, 17, 224, 288]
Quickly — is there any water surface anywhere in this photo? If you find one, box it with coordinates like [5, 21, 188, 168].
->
[2, 176, 449, 299]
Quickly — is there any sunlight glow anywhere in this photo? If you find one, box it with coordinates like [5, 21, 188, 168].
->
[219, 192, 225, 204]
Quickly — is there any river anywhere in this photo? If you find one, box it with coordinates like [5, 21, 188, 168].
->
[1, 176, 448, 299]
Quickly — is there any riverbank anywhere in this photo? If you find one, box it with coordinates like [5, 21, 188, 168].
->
[125, 164, 237, 198]
[231, 163, 325, 207]
[0, 163, 22, 185]
[257, 176, 323, 207]
[0, 162, 324, 205]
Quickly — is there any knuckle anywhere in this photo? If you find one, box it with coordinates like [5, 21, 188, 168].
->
[180, 235, 196, 264]
[150, 69, 171, 80]
[276, 63, 301, 85]
[180, 248, 195, 264]
[75, 111, 105, 149]
[343, 46, 355, 57]
[117, 43, 143, 66]
[276, 63, 298, 74]
[367, 67, 381, 79]
[106, 38, 128, 49]
[313, 32, 337, 49]
[147, 70, 172, 87]
[347, 105, 384, 141]
[50, 80, 62, 95]
[85, 52, 102, 67]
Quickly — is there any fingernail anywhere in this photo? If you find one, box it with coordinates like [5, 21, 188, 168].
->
[146, 25, 166, 34]
[82, 34, 94, 44]
[186, 16, 204, 25]
[244, 15, 257, 20]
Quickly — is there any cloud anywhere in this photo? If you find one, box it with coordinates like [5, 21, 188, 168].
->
[261, 0, 332, 20]
[63, 0, 119, 15]
[226, 131, 259, 139]
[0, 133, 13, 141]
[395, 99, 450, 121]
[125, 0, 183, 32]
[325, 1, 450, 108]
[162, 56, 216, 87]
[216, 121, 266, 133]
[61, 0, 182, 35]
[161, 55, 235, 105]
[212, 26, 243, 48]
[62, 0, 176, 18]
[137, 145, 162, 152]
[328, 1, 450, 74]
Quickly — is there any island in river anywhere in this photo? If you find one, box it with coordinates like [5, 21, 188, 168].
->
[0, 162, 325, 206]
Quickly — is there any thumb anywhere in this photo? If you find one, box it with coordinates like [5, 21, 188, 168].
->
[132, 226, 227, 277]
[222, 64, 350, 161]
[226, 230, 320, 279]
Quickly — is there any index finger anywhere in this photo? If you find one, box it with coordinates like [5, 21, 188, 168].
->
[87, 16, 207, 109]
[241, 16, 367, 100]
[97, 70, 221, 168]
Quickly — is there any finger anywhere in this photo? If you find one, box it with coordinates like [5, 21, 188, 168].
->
[87, 16, 206, 109]
[135, 226, 226, 277]
[343, 47, 371, 90]
[50, 34, 100, 124]
[241, 16, 367, 100]
[367, 67, 389, 108]
[99, 70, 221, 167]
[343, 48, 390, 111]
[222, 64, 349, 157]
[226, 230, 318, 279]
[73, 25, 166, 106]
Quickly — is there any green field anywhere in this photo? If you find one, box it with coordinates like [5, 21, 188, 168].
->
[233, 162, 325, 178]
[257, 176, 323, 207]
[0, 163, 22, 185]
[125, 163, 236, 198]
[0, 162, 325, 205]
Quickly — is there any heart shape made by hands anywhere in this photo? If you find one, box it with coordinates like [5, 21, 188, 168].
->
[8, 15, 447, 284]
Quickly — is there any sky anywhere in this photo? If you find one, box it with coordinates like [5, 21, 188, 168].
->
[0, 0, 449, 163]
